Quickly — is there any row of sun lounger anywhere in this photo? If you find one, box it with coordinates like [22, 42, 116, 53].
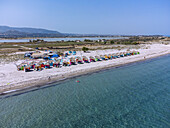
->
[17, 51, 140, 72]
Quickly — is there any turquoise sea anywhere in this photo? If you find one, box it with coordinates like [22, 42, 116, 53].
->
[0, 55, 170, 128]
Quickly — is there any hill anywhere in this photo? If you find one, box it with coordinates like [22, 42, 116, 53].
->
[0, 26, 61, 34]
[0, 26, 64, 38]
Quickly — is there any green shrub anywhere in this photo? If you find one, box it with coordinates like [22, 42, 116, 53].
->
[82, 47, 89, 52]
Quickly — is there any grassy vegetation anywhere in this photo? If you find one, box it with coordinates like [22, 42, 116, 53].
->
[21, 40, 141, 49]
[0, 54, 26, 64]
[22, 41, 92, 48]
[0, 45, 21, 48]
[0, 36, 167, 64]
[0, 36, 165, 55]
[82, 47, 89, 52]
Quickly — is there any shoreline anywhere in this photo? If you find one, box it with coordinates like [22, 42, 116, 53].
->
[0, 50, 170, 97]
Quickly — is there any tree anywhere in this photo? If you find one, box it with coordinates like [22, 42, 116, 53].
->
[82, 47, 89, 52]
[84, 39, 92, 42]
[110, 40, 115, 44]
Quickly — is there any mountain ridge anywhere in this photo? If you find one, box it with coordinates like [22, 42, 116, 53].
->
[0, 26, 112, 38]
[0, 26, 61, 34]
[0, 26, 65, 38]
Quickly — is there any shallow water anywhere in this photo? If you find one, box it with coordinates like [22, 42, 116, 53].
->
[0, 55, 170, 128]
[0, 37, 127, 43]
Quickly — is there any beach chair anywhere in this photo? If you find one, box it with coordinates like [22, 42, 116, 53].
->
[69, 57, 76, 65]
[100, 55, 106, 60]
[76, 57, 83, 64]
[89, 56, 95, 62]
[119, 52, 124, 57]
[108, 54, 113, 59]
[95, 56, 101, 61]
[104, 55, 108, 60]
[82, 56, 89, 63]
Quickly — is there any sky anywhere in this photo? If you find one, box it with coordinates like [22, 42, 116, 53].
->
[0, 0, 170, 35]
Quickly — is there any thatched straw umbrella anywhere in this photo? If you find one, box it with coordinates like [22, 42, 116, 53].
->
[62, 59, 68, 66]
[82, 56, 89, 63]
[111, 53, 116, 59]
[89, 56, 95, 62]
[126, 52, 131, 56]
[43, 62, 50, 69]
[123, 52, 127, 56]
[119, 52, 124, 57]
[131, 51, 135, 55]
[75, 56, 83, 64]
[100, 55, 105, 60]
[108, 54, 113, 59]
[116, 53, 120, 58]
[95, 56, 100, 61]
[24, 65, 32, 72]
[104, 55, 108, 60]
[16, 64, 24, 71]
[69, 57, 76, 65]
[53, 59, 61, 68]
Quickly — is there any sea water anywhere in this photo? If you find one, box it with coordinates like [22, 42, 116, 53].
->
[0, 37, 127, 43]
[0, 55, 170, 128]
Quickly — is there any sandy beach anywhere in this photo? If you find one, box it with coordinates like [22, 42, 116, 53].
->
[0, 43, 170, 94]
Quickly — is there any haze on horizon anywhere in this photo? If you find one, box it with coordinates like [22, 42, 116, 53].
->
[0, 0, 170, 35]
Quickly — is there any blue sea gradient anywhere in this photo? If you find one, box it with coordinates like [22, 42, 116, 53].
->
[0, 55, 170, 128]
